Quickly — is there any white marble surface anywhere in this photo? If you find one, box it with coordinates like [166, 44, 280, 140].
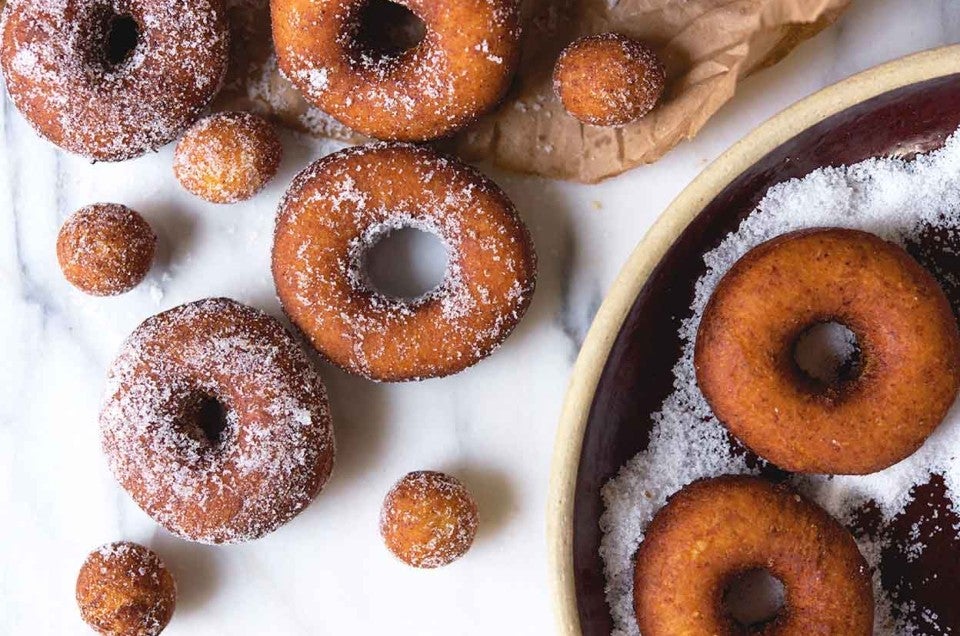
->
[2, 1, 960, 634]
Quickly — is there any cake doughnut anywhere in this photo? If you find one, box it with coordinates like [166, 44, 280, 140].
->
[271, 0, 520, 141]
[272, 143, 536, 382]
[633, 475, 873, 635]
[696, 228, 960, 474]
[380, 470, 479, 568]
[553, 33, 665, 127]
[100, 298, 335, 544]
[57, 203, 156, 296]
[174, 111, 282, 204]
[76, 542, 176, 636]
[0, 0, 229, 161]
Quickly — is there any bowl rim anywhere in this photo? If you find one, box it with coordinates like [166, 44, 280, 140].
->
[546, 44, 960, 636]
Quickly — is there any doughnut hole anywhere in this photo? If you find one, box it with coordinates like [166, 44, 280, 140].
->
[380, 471, 479, 568]
[792, 321, 862, 393]
[722, 568, 786, 628]
[352, 0, 426, 62]
[84, 8, 141, 72]
[175, 393, 231, 449]
[56, 203, 156, 296]
[104, 14, 140, 67]
[174, 112, 282, 204]
[195, 396, 229, 445]
[553, 33, 665, 127]
[364, 227, 448, 299]
[76, 542, 176, 636]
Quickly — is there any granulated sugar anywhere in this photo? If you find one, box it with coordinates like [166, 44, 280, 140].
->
[600, 130, 960, 635]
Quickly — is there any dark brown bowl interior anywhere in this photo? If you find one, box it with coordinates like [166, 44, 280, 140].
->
[573, 73, 960, 634]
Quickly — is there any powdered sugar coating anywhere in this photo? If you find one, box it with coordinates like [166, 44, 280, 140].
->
[100, 298, 335, 544]
[56, 203, 156, 296]
[379, 470, 479, 568]
[553, 33, 665, 127]
[0, 0, 229, 161]
[601, 130, 960, 635]
[272, 142, 537, 382]
[76, 541, 176, 636]
[271, 0, 520, 141]
[173, 111, 282, 204]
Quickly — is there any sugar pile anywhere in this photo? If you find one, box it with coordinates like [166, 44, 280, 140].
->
[600, 129, 960, 635]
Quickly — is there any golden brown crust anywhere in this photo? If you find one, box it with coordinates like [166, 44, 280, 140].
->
[272, 142, 537, 382]
[633, 475, 873, 635]
[695, 228, 960, 474]
[100, 298, 335, 544]
[379, 471, 479, 568]
[76, 542, 176, 636]
[271, 0, 520, 141]
[56, 203, 155, 296]
[553, 33, 665, 127]
[0, 0, 229, 161]
[174, 111, 282, 204]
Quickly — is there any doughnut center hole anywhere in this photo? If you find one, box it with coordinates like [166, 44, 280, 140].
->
[365, 227, 448, 300]
[355, 0, 426, 60]
[723, 568, 786, 628]
[194, 396, 229, 446]
[792, 321, 862, 389]
[104, 14, 140, 67]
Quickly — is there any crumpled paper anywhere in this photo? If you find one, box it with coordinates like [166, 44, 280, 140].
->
[199, 0, 850, 181]
[448, 0, 853, 182]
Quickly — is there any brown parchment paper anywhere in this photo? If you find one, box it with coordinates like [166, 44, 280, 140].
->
[217, 0, 851, 183]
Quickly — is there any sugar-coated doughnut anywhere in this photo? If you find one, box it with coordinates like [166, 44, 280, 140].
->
[696, 228, 960, 474]
[271, 0, 520, 141]
[0, 0, 229, 161]
[553, 33, 665, 127]
[57, 203, 156, 296]
[174, 111, 282, 204]
[380, 471, 478, 568]
[633, 475, 873, 635]
[100, 298, 335, 544]
[76, 542, 176, 636]
[272, 142, 537, 382]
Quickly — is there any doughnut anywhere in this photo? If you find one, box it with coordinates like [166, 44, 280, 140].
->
[174, 111, 282, 204]
[76, 542, 176, 636]
[553, 33, 665, 127]
[633, 475, 873, 634]
[379, 471, 479, 568]
[0, 0, 229, 161]
[271, 0, 520, 141]
[696, 228, 960, 474]
[100, 298, 335, 544]
[57, 203, 156, 296]
[272, 143, 537, 381]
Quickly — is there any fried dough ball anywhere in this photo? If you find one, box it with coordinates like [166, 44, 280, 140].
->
[75, 542, 176, 636]
[56, 203, 156, 296]
[174, 111, 282, 203]
[379, 470, 479, 568]
[553, 33, 665, 127]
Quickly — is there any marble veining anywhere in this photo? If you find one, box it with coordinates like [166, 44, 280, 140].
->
[2, 1, 960, 634]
